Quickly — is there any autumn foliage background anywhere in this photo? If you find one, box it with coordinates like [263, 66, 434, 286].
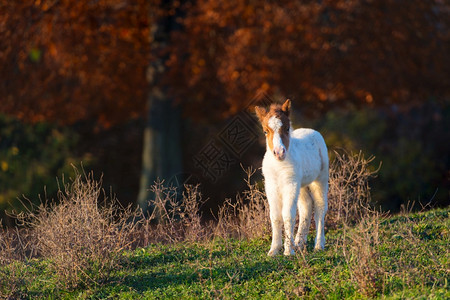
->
[0, 0, 449, 223]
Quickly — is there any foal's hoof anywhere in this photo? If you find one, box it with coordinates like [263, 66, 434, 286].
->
[314, 245, 325, 251]
[268, 247, 281, 257]
[283, 248, 295, 256]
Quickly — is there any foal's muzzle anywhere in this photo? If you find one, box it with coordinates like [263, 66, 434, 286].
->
[273, 147, 286, 161]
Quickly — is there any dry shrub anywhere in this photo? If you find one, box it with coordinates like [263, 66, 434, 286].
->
[142, 181, 208, 244]
[214, 166, 270, 240]
[0, 225, 23, 266]
[16, 169, 141, 288]
[180, 184, 208, 242]
[329, 151, 384, 295]
[328, 150, 380, 227]
[141, 167, 269, 243]
[342, 212, 385, 297]
[0, 224, 32, 298]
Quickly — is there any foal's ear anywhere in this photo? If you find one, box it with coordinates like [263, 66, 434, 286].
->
[281, 99, 291, 116]
[254, 106, 267, 122]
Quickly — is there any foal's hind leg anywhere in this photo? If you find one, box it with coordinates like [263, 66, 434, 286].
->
[295, 187, 313, 249]
[309, 180, 328, 250]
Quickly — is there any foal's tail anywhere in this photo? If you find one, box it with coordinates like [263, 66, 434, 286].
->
[314, 131, 329, 179]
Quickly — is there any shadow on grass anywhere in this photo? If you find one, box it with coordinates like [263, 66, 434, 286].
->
[111, 241, 299, 294]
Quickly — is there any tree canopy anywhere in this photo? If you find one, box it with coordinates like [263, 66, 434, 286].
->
[1, 0, 448, 123]
[0, 0, 150, 126]
[168, 0, 449, 118]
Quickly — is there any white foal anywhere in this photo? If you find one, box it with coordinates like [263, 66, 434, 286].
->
[255, 99, 329, 256]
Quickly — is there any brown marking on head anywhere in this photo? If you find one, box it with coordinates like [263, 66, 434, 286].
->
[255, 99, 291, 160]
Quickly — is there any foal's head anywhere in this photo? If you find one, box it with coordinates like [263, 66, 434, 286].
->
[255, 99, 291, 161]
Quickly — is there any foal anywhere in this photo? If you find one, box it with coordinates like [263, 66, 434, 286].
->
[255, 99, 329, 256]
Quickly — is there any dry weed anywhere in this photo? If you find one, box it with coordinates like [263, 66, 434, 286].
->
[214, 166, 270, 240]
[142, 181, 208, 244]
[181, 184, 209, 242]
[328, 150, 383, 297]
[328, 150, 380, 227]
[343, 212, 385, 297]
[15, 169, 141, 288]
[0, 225, 23, 265]
[0, 223, 32, 298]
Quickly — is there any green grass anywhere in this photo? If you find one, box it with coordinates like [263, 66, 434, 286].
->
[2, 208, 449, 299]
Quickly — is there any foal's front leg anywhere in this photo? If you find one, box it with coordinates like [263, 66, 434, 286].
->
[266, 181, 282, 256]
[282, 182, 300, 256]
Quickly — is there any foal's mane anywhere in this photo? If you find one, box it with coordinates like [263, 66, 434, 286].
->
[261, 103, 289, 123]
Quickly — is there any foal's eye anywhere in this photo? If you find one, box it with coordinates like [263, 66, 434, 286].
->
[264, 131, 268, 135]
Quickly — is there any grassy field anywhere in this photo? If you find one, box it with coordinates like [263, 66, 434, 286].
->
[2, 207, 448, 299]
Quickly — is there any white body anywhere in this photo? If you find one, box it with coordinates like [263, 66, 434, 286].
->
[262, 128, 329, 255]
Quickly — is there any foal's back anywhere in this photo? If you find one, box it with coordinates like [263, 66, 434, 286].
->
[289, 128, 328, 184]
[291, 128, 325, 145]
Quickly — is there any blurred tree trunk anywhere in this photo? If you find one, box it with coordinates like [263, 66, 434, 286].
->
[137, 92, 182, 211]
[137, 2, 182, 211]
